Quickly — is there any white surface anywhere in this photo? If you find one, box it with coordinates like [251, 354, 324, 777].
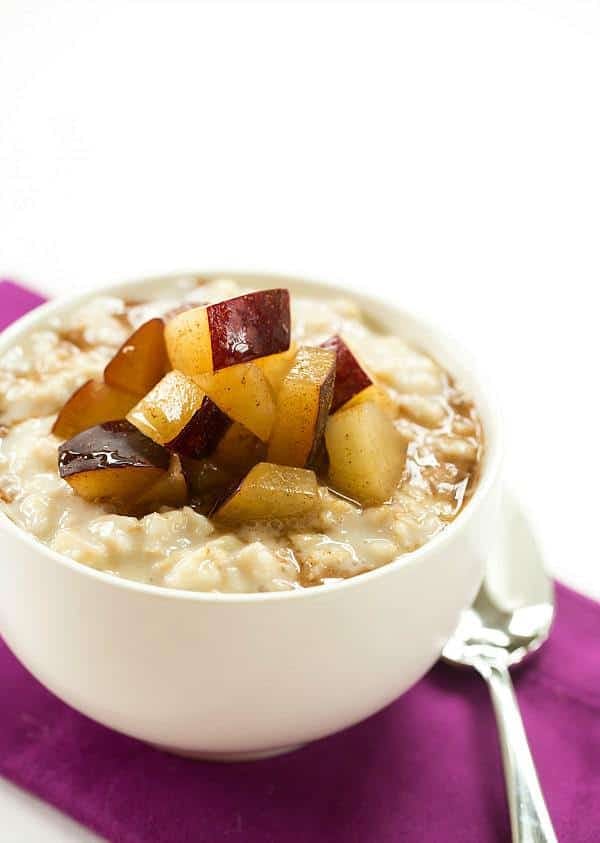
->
[0, 0, 598, 840]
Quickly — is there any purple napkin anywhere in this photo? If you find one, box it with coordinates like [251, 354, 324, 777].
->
[1, 281, 599, 843]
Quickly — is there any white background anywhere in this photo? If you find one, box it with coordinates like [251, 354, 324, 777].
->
[1, 1, 599, 839]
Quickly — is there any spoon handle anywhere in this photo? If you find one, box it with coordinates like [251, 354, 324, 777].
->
[479, 660, 558, 843]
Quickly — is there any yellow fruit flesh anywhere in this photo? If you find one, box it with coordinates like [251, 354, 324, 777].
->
[254, 344, 297, 393]
[213, 462, 319, 522]
[66, 466, 166, 506]
[164, 305, 213, 376]
[267, 346, 336, 467]
[325, 401, 407, 505]
[195, 363, 275, 442]
[127, 371, 206, 445]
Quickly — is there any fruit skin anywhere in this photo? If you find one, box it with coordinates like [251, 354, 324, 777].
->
[325, 401, 407, 506]
[267, 346, 336, 467]
[211, 462, 319, 522]
[58, 420, 170, 506]
[52, 379, 139, 440]
[164, 289, 291, 377]
[195, 363, 276, 442]
[207, 289, 291, 370]
[320, 334, 372, 412]
[166, 397, 232, 459]
[104, 318, 169, 396]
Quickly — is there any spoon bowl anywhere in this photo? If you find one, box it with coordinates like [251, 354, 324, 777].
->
[443, 494, 554, 669]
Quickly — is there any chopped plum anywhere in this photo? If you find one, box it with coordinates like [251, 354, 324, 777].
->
[320, 334, 372, 412]
[195, 363, 275, 442]
[164, 289, 290, 376]
[127, 370, 231, 458]
[127, 371, 201, 442]
[325, 401, 407, 505]
[206, 289, 291, 370]
[166, 398, 232, 459]
[58, 420, 170, 507]
[211, 462, 319, 522]
[267, 346, 336, 467]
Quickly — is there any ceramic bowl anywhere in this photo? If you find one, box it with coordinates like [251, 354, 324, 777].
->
[0, 272, 502, 760]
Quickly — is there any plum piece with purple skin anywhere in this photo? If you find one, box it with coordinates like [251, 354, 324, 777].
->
[320, 334, 372, 413]
[166, 397, 232, 460]
[208, 288, 291, 370]
[165, 289, 291, 376]
[58, 420, 171, 507]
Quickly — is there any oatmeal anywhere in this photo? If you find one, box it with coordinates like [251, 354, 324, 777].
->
[0, 277, 482, 593]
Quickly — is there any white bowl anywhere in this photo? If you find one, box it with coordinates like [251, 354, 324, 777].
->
[0, 272, 503, 760]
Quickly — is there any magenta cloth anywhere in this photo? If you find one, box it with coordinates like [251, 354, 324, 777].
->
[1, 281, 599, 843]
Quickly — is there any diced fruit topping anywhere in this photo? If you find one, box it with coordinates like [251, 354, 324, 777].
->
[320, 334, 372, 412]
[206, 289, 291, 370]
[195, 363, 275, 442]
[166, 397, 232, 459]
[52, 379, 138, 440]
[53, 286, 410, 522]
[126, 371, 231, 457]
[212, 462, 319, 522]
[58, 420, 170, 506]
[164, 289, 291, 376]
[104, 318, 169, 396]
[325, 401, 408, 505]
[267, 346, 336, 467]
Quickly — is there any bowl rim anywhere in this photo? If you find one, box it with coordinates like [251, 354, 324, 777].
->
[0, 270, 503, 604]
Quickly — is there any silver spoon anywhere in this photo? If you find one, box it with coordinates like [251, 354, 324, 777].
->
[442, 495, 558, 842]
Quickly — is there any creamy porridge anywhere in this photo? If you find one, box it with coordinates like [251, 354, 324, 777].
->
[0, 277, 482, 593]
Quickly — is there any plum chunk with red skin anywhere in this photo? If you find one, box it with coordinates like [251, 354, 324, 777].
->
[320, 335, 372, 412]
[266, 346, 336, 467]
[166, 397, 232, 460]
[208, 289, 291, 370]
[165, 289, 291, 377]
[58, 420, 170, 506]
